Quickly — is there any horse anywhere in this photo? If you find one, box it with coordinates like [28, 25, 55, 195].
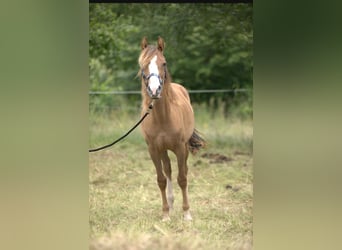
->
[138, 36, 206, 221]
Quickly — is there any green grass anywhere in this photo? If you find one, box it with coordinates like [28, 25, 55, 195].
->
[89, 104, 253, 250]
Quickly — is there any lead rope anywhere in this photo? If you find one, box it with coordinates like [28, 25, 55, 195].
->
[89, 100, 155, 153]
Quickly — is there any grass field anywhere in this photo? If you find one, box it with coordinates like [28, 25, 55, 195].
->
[89, 103, 253, 250]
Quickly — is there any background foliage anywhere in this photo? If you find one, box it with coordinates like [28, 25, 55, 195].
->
[89, 3, 253, 117]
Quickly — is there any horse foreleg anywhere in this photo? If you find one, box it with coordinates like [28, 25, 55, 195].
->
[176, 145, 193, 221]
[161, 151, 174, 210]
[149, 147, 170, 221]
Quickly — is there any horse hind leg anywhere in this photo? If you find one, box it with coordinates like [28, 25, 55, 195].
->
[176, 144, 193, 221]
[161, 151, 174, 210]
[149, 147, 170, 221]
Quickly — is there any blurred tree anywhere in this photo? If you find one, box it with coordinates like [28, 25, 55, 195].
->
[89, 3, 253, 117]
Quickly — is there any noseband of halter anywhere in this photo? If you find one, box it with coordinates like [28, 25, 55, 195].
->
[141, 67, 166, 86]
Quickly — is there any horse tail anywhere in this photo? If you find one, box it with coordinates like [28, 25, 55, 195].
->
[188, 129, 206, 155]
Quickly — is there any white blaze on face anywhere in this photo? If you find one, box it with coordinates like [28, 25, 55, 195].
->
[148, 55, 160, 95]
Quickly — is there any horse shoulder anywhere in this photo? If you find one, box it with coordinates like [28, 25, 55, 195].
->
[170, 83, 191, 102]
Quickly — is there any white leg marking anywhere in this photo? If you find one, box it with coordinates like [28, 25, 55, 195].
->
[166, 177, 174, 210]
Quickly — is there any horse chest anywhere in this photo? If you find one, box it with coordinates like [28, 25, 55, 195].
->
[147, 127, 181, 139]
[143, 125, 184, 146]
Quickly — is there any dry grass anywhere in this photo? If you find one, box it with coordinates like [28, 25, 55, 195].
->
[89, 106, 253, 249]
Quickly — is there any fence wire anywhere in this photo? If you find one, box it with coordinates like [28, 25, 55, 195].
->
[89, 89, 251, 95]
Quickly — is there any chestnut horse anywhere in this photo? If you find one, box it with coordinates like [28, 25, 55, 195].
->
[138, 36, 206, 221]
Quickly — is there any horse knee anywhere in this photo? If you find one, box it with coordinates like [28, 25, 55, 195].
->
[177, 176, 187, 189]
[157, 177, 167, 190]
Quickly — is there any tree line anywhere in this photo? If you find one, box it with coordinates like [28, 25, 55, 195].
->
[89, 3, 253, 117]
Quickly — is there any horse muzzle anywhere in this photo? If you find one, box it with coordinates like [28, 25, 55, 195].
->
[146, 75, 163, 99]
[147, 84, 162, 99]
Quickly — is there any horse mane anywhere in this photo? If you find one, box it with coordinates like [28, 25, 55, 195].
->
[138, 45, 174, 108]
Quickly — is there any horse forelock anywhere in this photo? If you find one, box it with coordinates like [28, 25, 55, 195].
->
[138, 45, 159, 68]
[138, 45, 170, 81]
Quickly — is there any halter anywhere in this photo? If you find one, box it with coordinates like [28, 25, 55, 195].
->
[141, 67, 166, 86]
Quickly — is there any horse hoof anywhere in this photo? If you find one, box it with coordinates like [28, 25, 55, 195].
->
[162, 215, 171, 222]
[183, 210, 193, 221]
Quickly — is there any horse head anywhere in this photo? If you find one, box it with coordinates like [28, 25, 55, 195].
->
[139, 36, 167, 99]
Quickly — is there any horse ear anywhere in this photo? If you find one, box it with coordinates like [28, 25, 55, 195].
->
[141, 37, 148, 50]
[157, 36, 165, 52]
